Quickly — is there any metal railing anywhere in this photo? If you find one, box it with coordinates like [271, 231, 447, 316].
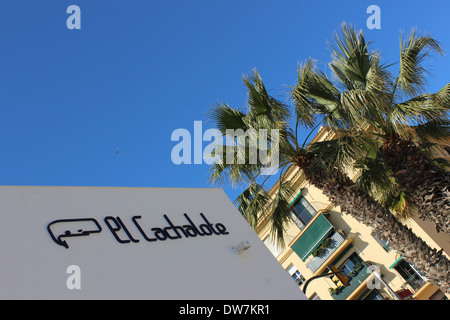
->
[331, 262, 371, 300]
[306, 232, 346, 273]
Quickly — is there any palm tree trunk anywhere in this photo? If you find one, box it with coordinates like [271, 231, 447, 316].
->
[295, 156, 450, 293]
[382, 135, 450, 234]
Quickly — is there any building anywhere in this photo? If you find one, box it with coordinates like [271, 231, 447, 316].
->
[257, 127, 450, 300]
[0, 186, 306, 300]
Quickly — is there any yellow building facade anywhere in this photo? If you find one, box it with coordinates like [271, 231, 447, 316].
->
[257, 127, 450, 300]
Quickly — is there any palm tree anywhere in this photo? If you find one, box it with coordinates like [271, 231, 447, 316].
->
[207, 66, 450, 292]
[207, 69, 297, 244]
[296, 146, 449, 293]
[318, 25, 450, 233]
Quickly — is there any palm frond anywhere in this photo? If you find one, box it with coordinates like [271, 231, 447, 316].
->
[392, 93, 448, 125]
[354, 152, 417, 220]
[207, 143, 266, 187]
[292, 58, 352, 132]
[207, 103, 248, 134]
[354, 151, 391, 191]
[365, 50, 395, 94]
[328, 23, 372, 89]
[397, 29, 443, 98]
[339, 89, 387, 127]
[291, 58, 317, 128]
[306, 130, 375, 171]
[435, 83, 450, 110]
[411, 118, 450, 144]
[243, 69, 290, 124]
[267, 180, 296, 247]
[234, 183, 270, 229]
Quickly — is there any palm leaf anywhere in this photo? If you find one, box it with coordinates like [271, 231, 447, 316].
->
[207, 103, 248, 133]
[306, 130, 375, 171]
[267, 180, 295, 247]
[328, 23, 372, 89]
[234, 183, 270, 229]
[397, 29, 443, 98]
[243, 69, 290, 123]
[291, 58, 317, 128]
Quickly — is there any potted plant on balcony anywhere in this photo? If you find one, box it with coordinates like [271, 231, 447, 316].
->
[354, 263, 363, 271]
[328, 285, 345, 295]
[312, 246, 325, 257]
[348, 269, 357, 277]
[312, 237, 333, 257]
[347, 263, 363, 278]
[321, 237, 332, 248]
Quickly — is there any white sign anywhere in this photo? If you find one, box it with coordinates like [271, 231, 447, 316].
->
[0, 186, 306, 300]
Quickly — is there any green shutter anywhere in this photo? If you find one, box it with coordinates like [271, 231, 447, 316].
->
[291, 214, 333, 261]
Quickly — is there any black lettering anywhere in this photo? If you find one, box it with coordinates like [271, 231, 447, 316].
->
[200, 213, 221, 235]
[183, 214, 205, 236]
[182, 225, 198, 237]
[215, 223, 229, 235]
[163, 215, 189, 238]
[117, 217, 139, 243]
[104, 216, 130, 244]
[163, 227, 180, 240]
[54, 214, 228, 248]
[151, 227, 168, 241]
[132, 216, 157, 242]
[199, 224, 213, 236]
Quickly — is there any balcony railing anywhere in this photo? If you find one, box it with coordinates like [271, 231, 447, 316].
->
[306, 232, 346, 273]
[403, 275, 426, 292]
[331, 262, 371, 300]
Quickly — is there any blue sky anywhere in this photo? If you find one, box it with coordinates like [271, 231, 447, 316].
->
[1, 0, 449, 203]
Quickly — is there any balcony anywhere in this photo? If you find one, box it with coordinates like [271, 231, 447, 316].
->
[291, 214, 333, 262]
[330, 262, 371, 300]
[306, 231, 346, 273]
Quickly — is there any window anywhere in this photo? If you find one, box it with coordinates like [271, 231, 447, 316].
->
[286, 264, 305, 286]
[337, 252, 364, 278]
[394, 260, 426, 291]
[291, 270, 305, 286]
[291, 196, 317, 230]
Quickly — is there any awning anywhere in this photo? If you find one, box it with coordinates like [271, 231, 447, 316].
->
[291, 214, 333, 261]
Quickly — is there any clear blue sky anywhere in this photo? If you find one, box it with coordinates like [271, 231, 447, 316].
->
[1, 0, 449, 203]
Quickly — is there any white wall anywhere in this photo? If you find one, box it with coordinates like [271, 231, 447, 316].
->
[0, 186, 306, 300]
